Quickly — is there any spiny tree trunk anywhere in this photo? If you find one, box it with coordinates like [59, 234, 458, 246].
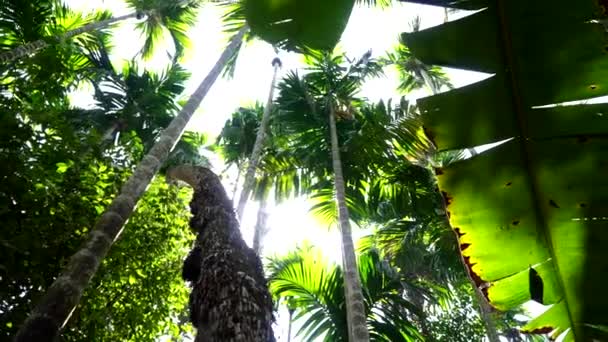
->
[236, 57, 282, 220]
[328, 103, 370, 342]
[252, 197, 269, 255]
[0, 12, 139, 64]
[14, 27, 247, 342]
[169, 165, 275, 342]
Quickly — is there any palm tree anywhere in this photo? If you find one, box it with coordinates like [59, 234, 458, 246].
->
[381, 17, 452, 95]
[216, 105, 261, 200]
[267, 245, 423, 341]
[357, 103, 499, 341]
[274, 50, 385, 342]
[14, 27, 246, 342]
[382, 18, 477, 159]
[168, 165, 275, 341]
[236, 56, 282, 221]
[217, 103, 275, 255]
[0, 0, 201, 64]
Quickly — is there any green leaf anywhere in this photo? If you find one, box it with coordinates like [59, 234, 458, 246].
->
[56, 162, 70, 174]
[244, 0, 355, 51]
[128, 275, 137, 285]
[407, 2, 608, 340]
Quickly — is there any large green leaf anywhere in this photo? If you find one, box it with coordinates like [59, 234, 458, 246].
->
[402, 1, 608, 340]
[244, 0, 355, 51]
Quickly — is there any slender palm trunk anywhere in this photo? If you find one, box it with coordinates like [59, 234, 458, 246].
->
[0, 12, 139, 64]
[168, 166, 274, 342]
[474, 287, 501, 342]
[236, 57, 282, 220]
[328, 103, 370, 342]
[231, 165, 242, 202]
[14, 27, 247, 342]
[252, 197, 269, 255]
[287, 307, 294, 342]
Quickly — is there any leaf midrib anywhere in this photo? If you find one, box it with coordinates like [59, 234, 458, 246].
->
[495, 0, 576, 337]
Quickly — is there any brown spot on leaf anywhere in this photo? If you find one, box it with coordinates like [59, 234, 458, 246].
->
[549, 200, 560, 209]
[522, 327, 554, 335]
[505, 181, 512, 187]
[579, 203, 587, 208]
[512, 220, 520, 226]
[590, 84, 598, 90]
[434, 168, 444, 176]
[441, 191, 453, 206]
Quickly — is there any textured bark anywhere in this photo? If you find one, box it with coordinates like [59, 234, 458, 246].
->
[252, 198, 269, 255]
[169, 166, 275, 342]
[0, 12, 138, 64]
[14, 27, 247, 342]
[328, 104, 370, 342]
[236, 57, 282, 220]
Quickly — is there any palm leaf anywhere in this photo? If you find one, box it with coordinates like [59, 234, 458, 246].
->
[268, 246, 422, 341]
[402, 1, 608, 340]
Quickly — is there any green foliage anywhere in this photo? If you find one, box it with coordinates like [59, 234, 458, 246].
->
[273, 51, 391, 222]
[0, 3, 202, 337]
[0, 114, 194, 340]
[267, 246, 422, 341]
[62, 179, 194, 341]
[128, 0, 201, 60]
[244, 0, 354, 51]
[216, 104, 264, 167]
[381, 37, 452, 95]
[425, 285, 486, 342]
[403, 1, 608, 340]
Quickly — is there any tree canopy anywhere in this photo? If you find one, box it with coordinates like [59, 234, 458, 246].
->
[2, 0, 605, 341]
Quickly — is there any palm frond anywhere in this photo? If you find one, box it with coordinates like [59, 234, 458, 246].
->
[268, 246, 422, 341]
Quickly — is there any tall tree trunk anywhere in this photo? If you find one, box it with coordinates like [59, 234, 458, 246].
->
[328, 103, 370, 342]
[0, 12, 139, 64]
[236, 56, 282, 220]
[231, 164, 242, 202]
[252, 197, 269, 255]
[474, 287, 501, 342]
[169, 165, 275, 342]
[286, 307, 294, 342]
[14, 27, 247, 342]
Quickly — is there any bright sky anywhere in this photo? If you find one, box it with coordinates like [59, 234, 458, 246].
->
[65, 1, 497, 340]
